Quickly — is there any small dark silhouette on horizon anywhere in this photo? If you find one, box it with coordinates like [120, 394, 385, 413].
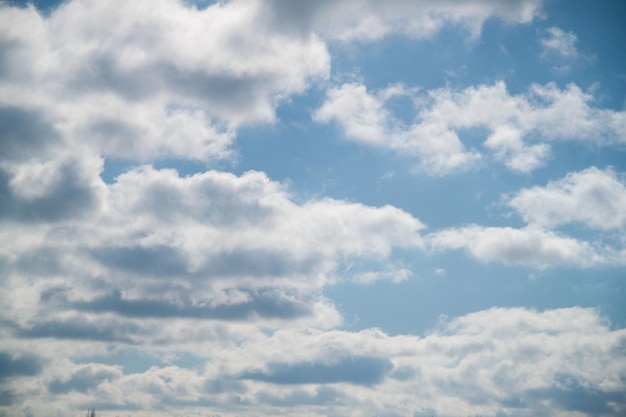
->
[86, 409, 96, 417]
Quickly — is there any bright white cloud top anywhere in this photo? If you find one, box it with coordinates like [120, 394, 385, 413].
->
[1, 0, 625, 417]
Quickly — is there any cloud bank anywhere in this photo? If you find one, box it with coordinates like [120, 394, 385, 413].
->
[2, 307, 625, 417]
[316, 82, 626, 174]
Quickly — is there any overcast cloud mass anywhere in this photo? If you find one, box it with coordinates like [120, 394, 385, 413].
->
[1, 0, 625, 416]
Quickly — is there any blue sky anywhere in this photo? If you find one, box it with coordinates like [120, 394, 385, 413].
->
[0, 1, 625, 416]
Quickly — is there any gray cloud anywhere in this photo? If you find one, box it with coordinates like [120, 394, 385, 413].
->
[200, 250, 320, 279]
[241, 356, 393, 386]
[0, 389, 17, 406]
[90, 246, 317, 279]
[389, 365, 417, 381]
[0, 159, 101, 223]
[67, 290, 311, 320]
[15, 162, 99, 222]
[0, 106, 99, 223]
[90, 246, 188, 278]
[524, 375, 626, 416]
[259, 0, 543, 40]
[0, 352, 43, 381]
[12, 247, 64, 277]
[0, 170, 16, 219]
[74, 401, 142, 412]
[255, 386, 342, 406]
[204, 378, 247, 395]
[48, 365, 120, 394]
[16, 317, 143, 343]
[65, 57, 282, 121]
[0, 106, 58, 160]
[109, 168, 280, 226]
[87, 118, 144, 154]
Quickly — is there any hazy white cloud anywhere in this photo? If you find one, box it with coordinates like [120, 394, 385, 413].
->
[422, 81, 626, 159]
[0, 0, 548, 174]
[315, 83, 481, 175]
[2, 307, 624, 417]
[315, 81, 626, 174]
[541, 27, 579, 58]
[509, 167, 626, 231]
[315, 83, 390, 144]
[350, 267, 413, 285]
[425, 167, 626, 268]
[0, 165, 425, 348]
[260, 0, 544, 41]
[428, 225, 615, 268]
[0, 0, 330, 161]
[484, 125, 551, 173]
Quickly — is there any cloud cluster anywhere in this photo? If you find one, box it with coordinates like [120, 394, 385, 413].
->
[315, 82, 626, 174]
[1, 165, 424, 342]
[2, 307, 625, 417]
[0, 0, 545, 165]
[0, 0, 330, 161]
[0, 158, 425, 414]
[427, 167, 626, 268]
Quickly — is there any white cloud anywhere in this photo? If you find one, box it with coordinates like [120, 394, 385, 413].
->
[315, 83, 390, 145]
[0, 0, 331, 161]
[0, 165, 425, 342]
[541, 27, 579, 58]
[2, 307, 625, 417]
[424, 167, 626, 268]
[314, 83, 481, 175]
[484, 125, 551, 173]
[427, 225, 615, 268]
[350, 267, 413, 285]
[0, 0, 545, 164]
[509, 167, 626, 231]
[316, 81, 626, 174]
[260, 0, 544, 41]
[422, 81, 626, 147]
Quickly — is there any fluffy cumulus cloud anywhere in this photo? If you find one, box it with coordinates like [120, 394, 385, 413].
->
[316, 81, 626, 174]
[0, 0, 330, 161]
[0, 165, 424, 337]
[314, 83, 482, 174]
[509, 167, 626, 231]
[1, 307, 625, 417]
[0, 0, 545, 164]
[427, 167, 626, 268]
[0, 161, 425, 413]
[427, 225, 612, 268]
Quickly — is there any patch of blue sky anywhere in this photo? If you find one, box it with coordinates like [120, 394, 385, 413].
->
[75, 350, 166, 374]
[327, 250, 626, 335]
[541, 0, 626, 105]
[76, 349, 208, 374]
[5, 0, 61, 14]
